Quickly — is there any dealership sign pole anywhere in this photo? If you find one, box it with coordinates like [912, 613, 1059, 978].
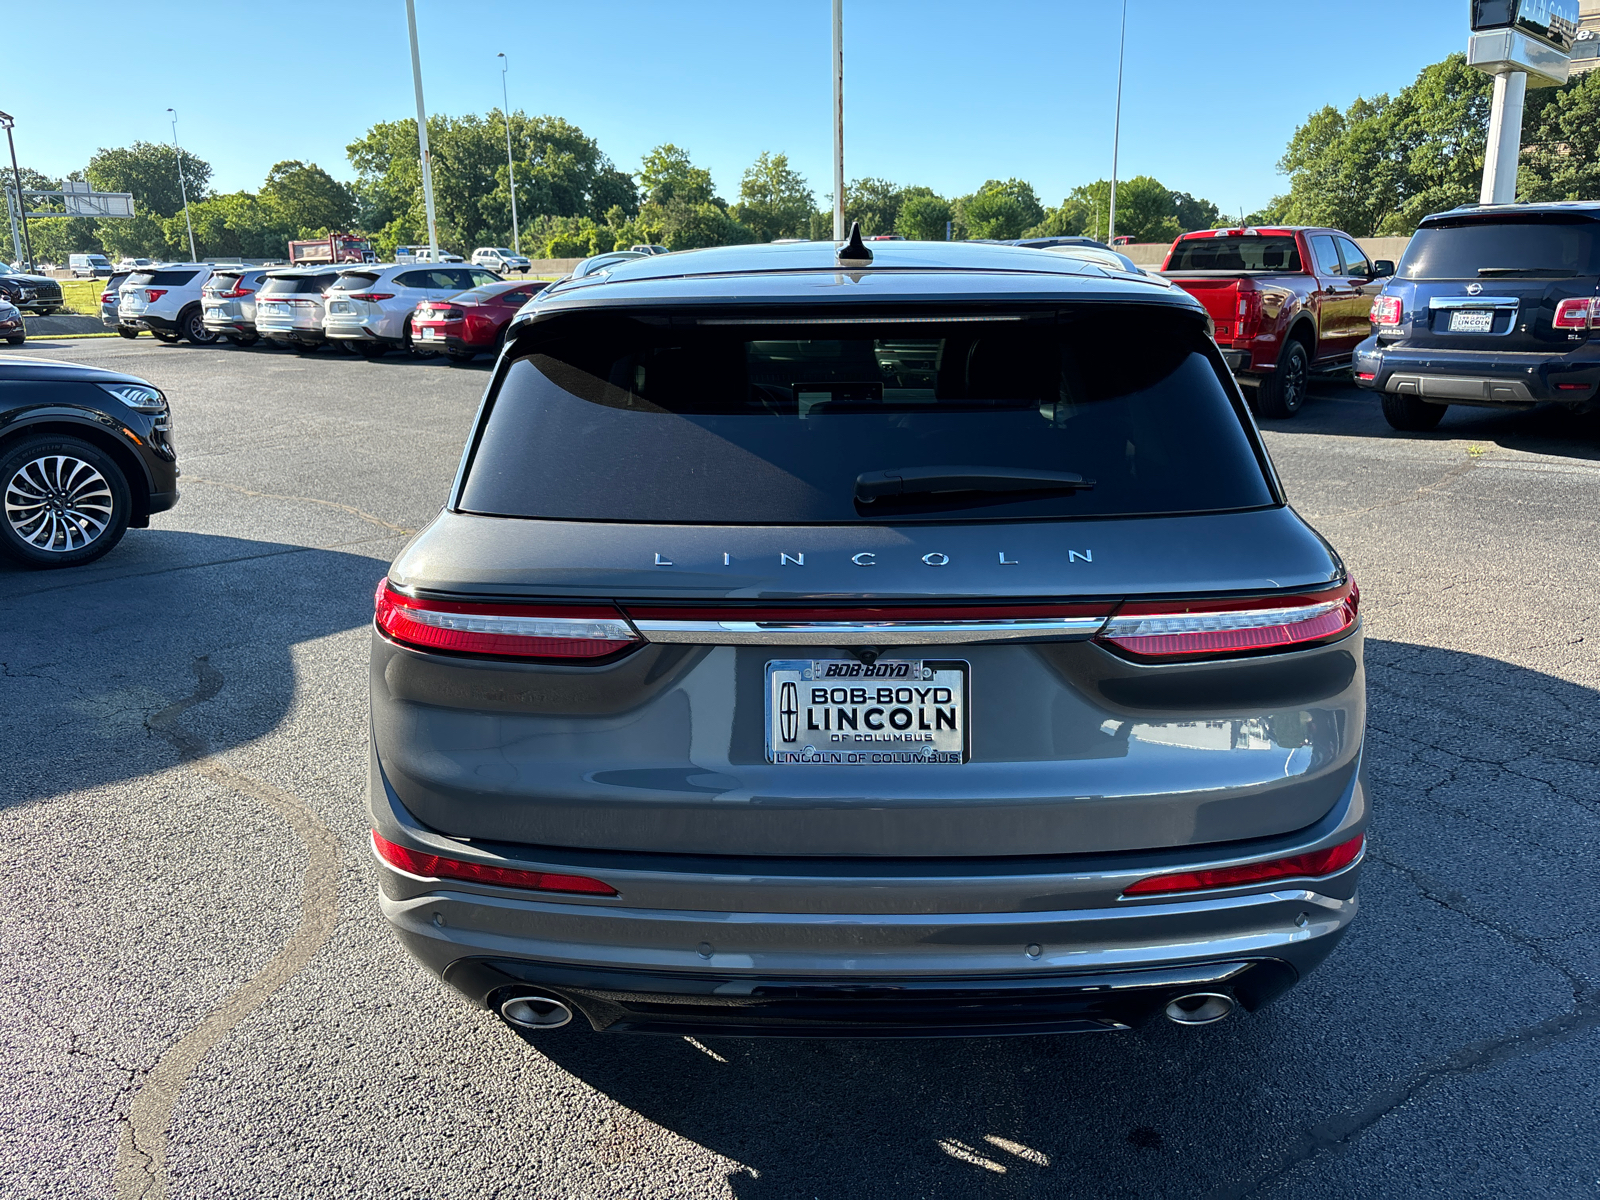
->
[406, 0, 440, 262]
[832, 0, 845, 242]
[1469, 0, 1576, 204]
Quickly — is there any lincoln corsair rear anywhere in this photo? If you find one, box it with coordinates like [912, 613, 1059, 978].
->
[369, 235, 1367, 1038]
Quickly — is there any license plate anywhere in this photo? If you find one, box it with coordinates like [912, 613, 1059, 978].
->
[420, 327, 437, 339]
[259, 302, 287, 315]
[765, 659, 969, 765]
[329, 301, 351, 313]
[1448, 309, 1494, 333]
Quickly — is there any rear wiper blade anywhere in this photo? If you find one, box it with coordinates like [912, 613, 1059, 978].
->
[1475, 266, 1570, 276]
[856, 466, 1095, 504]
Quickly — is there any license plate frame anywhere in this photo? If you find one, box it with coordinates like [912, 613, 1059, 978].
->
[765, 659, 970, 766]
[420, 327, 437, 339]
[1447, 309, 1494, 333]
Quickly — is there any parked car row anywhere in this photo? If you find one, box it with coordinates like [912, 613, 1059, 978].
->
[96, 262, 549, 363]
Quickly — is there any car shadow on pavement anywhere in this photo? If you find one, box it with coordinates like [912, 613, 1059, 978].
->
[0, 531, 386, 813]
[523, 636, 1600, 1199]
[1269, 380, 1600, 463]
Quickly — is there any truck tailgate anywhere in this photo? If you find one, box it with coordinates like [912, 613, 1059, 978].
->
[1162, 275, 1242, 333]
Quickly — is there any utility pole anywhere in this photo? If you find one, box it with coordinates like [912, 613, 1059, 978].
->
[832, 0, 845, 241]
[406, 0, 440, 261]
[0, 111, 32, 270]
[1107, 0, 1127, 243]
[167, 108, 197, 262]
[497, 53, 520, 256]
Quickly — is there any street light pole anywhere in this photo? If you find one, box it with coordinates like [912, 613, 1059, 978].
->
[0, 111, 33, 270]
[497, 53, 520, 256]
[832, 0, 845, 241]
[167, 108, 198, 262]
[1107, 0, 1127, 244]
[406, 0, 440, 262]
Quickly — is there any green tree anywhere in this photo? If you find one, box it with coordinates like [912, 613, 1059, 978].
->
[896, 193, 952, 240]
[23, 217, 103, 267]
[638, 143, 716, 206]
[954, 179, 1044, 239]
[1171, 191, 1220, 232]
[1032, 177, 1184, 243]
[1519, 68, 1600, 202]
[732, 152, 815, 241]
[86, 141, 210, 218]
[260, 160, 356, 235]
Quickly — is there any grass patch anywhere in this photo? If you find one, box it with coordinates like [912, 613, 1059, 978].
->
[59, 278, 107, 314]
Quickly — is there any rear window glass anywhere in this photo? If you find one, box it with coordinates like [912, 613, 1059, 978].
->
[1400, 219, 1600, 280]
[260, 275, 335, 295]
[460, 309, 1272, 524]
[205, 273, 244, 291]
[455, 283, 540, 304]
[128, 270, 199, 287]
[106, 273, 130, 292]
[330, 271, 381, 291]
[1166, 236, 1302, 272]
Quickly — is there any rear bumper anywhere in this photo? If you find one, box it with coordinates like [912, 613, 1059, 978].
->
[1354, 336, 1600, 404]
[120, 313, 179, 333]
[436, 954, 1307, 1037]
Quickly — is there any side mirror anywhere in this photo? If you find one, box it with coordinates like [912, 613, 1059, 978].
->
[1370, 260, 1394, 278]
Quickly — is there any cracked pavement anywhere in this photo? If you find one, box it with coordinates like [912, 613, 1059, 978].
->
[2, 340, 1597, 1198]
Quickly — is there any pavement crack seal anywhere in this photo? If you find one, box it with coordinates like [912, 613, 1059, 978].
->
[185, 475, 415, 536]
[113, 656, 340, 1200]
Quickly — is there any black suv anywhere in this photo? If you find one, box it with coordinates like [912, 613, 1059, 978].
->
[0, 263, 63, 314]
[0, 358, 180, 567]
[1355, 202, 1600, 430]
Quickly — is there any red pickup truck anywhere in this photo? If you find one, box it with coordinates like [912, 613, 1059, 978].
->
[1160, 227, 1394, 418]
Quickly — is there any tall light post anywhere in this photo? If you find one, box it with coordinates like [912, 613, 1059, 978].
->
[167, 108, 198, 262]
[0, 111, 33, 270]
[831, 0, 845, 241]
[1107, 0, 1127, 244]
[406, 0, 440, 262]
[497, 53, 520, 256]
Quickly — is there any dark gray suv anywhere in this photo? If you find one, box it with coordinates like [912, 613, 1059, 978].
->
[369, 235, 1367, 1038]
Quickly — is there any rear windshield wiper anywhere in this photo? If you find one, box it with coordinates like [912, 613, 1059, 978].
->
[1475, 267, 1572, 277]
[856, 466, 1095, 504]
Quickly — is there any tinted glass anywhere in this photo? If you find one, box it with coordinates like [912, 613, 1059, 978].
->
[1399, 219, 1600, 279]
[451, 283, 533, 304]
[467, 268, 501, 286]
[330, 271, 381, 291]
[1308, 235, 1342, 276]
[461, 309, 1272, 524]
[205, 273, 245, 292]
[394, 270, 455, 289]
[1336, 238, 1370, 277]
[1165, 236, 1302, 271]
[128, 270, 199, 287]
[106, 273, 130, 293]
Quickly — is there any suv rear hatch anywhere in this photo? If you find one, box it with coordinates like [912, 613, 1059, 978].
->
[1387, 212, 1600, 352]
[375, 302, 1360, 859]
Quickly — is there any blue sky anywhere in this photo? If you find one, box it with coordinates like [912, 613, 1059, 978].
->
[8, 0, 1465, 215]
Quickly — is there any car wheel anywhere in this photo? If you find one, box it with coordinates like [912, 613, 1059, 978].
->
[180, 306, 218, 345]
[37, 308, 58, 317]
[5, 335, 22, 346]
[353, 341, 390, 358]
[294, 340, 326, 355]
[1255, 338, 1309, 419]
[0, 436, 132, 568]
[117, 327, 140, 340]
[152, 331, 180, 344]
[1381, 390, 1448, 432]
[443, 347, 476, 363]
[225, 333, 259, 347]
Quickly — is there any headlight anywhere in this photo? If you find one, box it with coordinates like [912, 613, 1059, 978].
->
[99, 382, 167, 413]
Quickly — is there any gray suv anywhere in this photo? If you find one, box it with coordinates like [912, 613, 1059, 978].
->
[369, 235, 1367, 1038]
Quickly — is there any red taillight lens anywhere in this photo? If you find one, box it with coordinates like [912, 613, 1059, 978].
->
[223, 284, 255, 299]
[1234, 289, 1262, 339]
[1370, 294, 1403, 327]
[374, 579, 641, 660]
[1552, 297, 1596, 330]
[145, 289, 167, 303]
[346, 292, 395, 302]
[1122, 833, 1364, 897]
[1097, 579, 1359, 661]
[100, 291, 114, 303]
[371, 831, 617, 895]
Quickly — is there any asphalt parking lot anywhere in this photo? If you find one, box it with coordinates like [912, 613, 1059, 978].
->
[3, 336, 1598, 1200]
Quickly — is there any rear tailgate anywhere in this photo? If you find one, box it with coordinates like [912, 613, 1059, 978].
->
[1161, 275, 1244, 338]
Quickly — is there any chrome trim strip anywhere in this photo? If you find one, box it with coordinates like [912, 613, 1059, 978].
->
[1428, 295, 1519, 310]
[633, 615, 1108, 646]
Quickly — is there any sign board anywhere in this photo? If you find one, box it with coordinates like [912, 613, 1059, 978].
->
[1468, 27, 1572, 85]
[1470, 0, 1579, 53]
[20, 187, 136, 219]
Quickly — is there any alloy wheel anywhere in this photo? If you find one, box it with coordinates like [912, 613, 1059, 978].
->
[4, 454, 114, 552]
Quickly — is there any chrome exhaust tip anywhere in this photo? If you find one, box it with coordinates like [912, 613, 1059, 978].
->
[1164, 992, 1235, 1026]
[499, 993, 574, 1031]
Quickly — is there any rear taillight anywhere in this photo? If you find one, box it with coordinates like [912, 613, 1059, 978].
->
[1552, 297, 1597, 330]
[1096, 579, 1358, 661]
[371, 831, 618, 895]
[100, 291, 115, 303]
[1234, 287, 1262, 340]
[145, 289, 167, 303]
[345, 292, 395, 303]
[222, 283, 255, 299]
[1122, 833, 1364, 897]
[374, 579, 640, 660]
[1370, 294, 1403, 327]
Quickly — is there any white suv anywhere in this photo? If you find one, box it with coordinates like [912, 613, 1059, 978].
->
[322, 264, 501, 356]
[118, 264, 218, 344]
[470, 247, 531, 274]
